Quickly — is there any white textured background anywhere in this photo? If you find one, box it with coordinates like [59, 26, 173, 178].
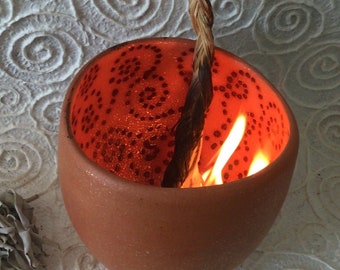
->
[0, 0, 339, 269]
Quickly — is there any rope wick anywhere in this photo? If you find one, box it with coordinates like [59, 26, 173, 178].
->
[161, 0, 214, 187]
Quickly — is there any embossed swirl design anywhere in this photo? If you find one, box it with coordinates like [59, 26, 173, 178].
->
[307, 166, 340, 230]
[0, 0, 12, 26]
[94, 0, 162, 27]
[212, 0, 263, 36]
[62, 245, 105, 270]
[253, 252, 336, 270]
[306, 103, 340, 161]
[284, 39, 340, 108]
[73, 0, 187, 41]
[0, 128, 55, 197]
[253, 1, 324, 53]
[0, 81, 30, 117]
[0, 1, 337, 269]
[32, 92, 64, 133]
[298, 223, 339, 257]
[0, 13, 87, 84]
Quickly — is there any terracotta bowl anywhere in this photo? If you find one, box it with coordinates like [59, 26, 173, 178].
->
[58, 38, 299, 270]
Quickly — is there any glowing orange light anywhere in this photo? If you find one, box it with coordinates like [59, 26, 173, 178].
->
[247, 151, 270, 176]
[202, 114, 246, 186]
[201, 114, 271, 187]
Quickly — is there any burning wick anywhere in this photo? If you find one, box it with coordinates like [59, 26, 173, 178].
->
[163, 0, 271, 188]
[161, 0, 214, 187]
[202, 114, 246, 186]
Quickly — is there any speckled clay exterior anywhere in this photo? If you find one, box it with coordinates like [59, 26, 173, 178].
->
[58, 38, 299, 270]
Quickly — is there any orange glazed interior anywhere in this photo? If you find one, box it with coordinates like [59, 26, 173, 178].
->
[69, 38, 290, 186]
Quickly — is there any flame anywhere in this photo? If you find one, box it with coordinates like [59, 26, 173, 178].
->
[201, 114, 270, 187]
[247, 151, 270, 176]
[202, 114, 246, 186]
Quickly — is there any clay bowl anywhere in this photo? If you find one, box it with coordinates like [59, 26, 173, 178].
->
[58, 38, 299, 270]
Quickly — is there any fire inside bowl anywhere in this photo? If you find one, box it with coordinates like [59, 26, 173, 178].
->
[58, 38, 298, 270]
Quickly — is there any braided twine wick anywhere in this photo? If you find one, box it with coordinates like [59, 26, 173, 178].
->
[161, 0, 215, 187]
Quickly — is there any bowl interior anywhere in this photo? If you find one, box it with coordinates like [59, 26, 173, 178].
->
[68, 38, 291, 186]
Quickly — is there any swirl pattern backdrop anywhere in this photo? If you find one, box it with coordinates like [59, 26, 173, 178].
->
[0, 0, 339, 269]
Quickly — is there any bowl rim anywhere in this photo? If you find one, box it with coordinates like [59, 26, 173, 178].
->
[59, 37, 299, 195]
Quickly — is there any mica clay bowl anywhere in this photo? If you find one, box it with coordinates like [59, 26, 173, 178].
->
[58, 38, 299, 270]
